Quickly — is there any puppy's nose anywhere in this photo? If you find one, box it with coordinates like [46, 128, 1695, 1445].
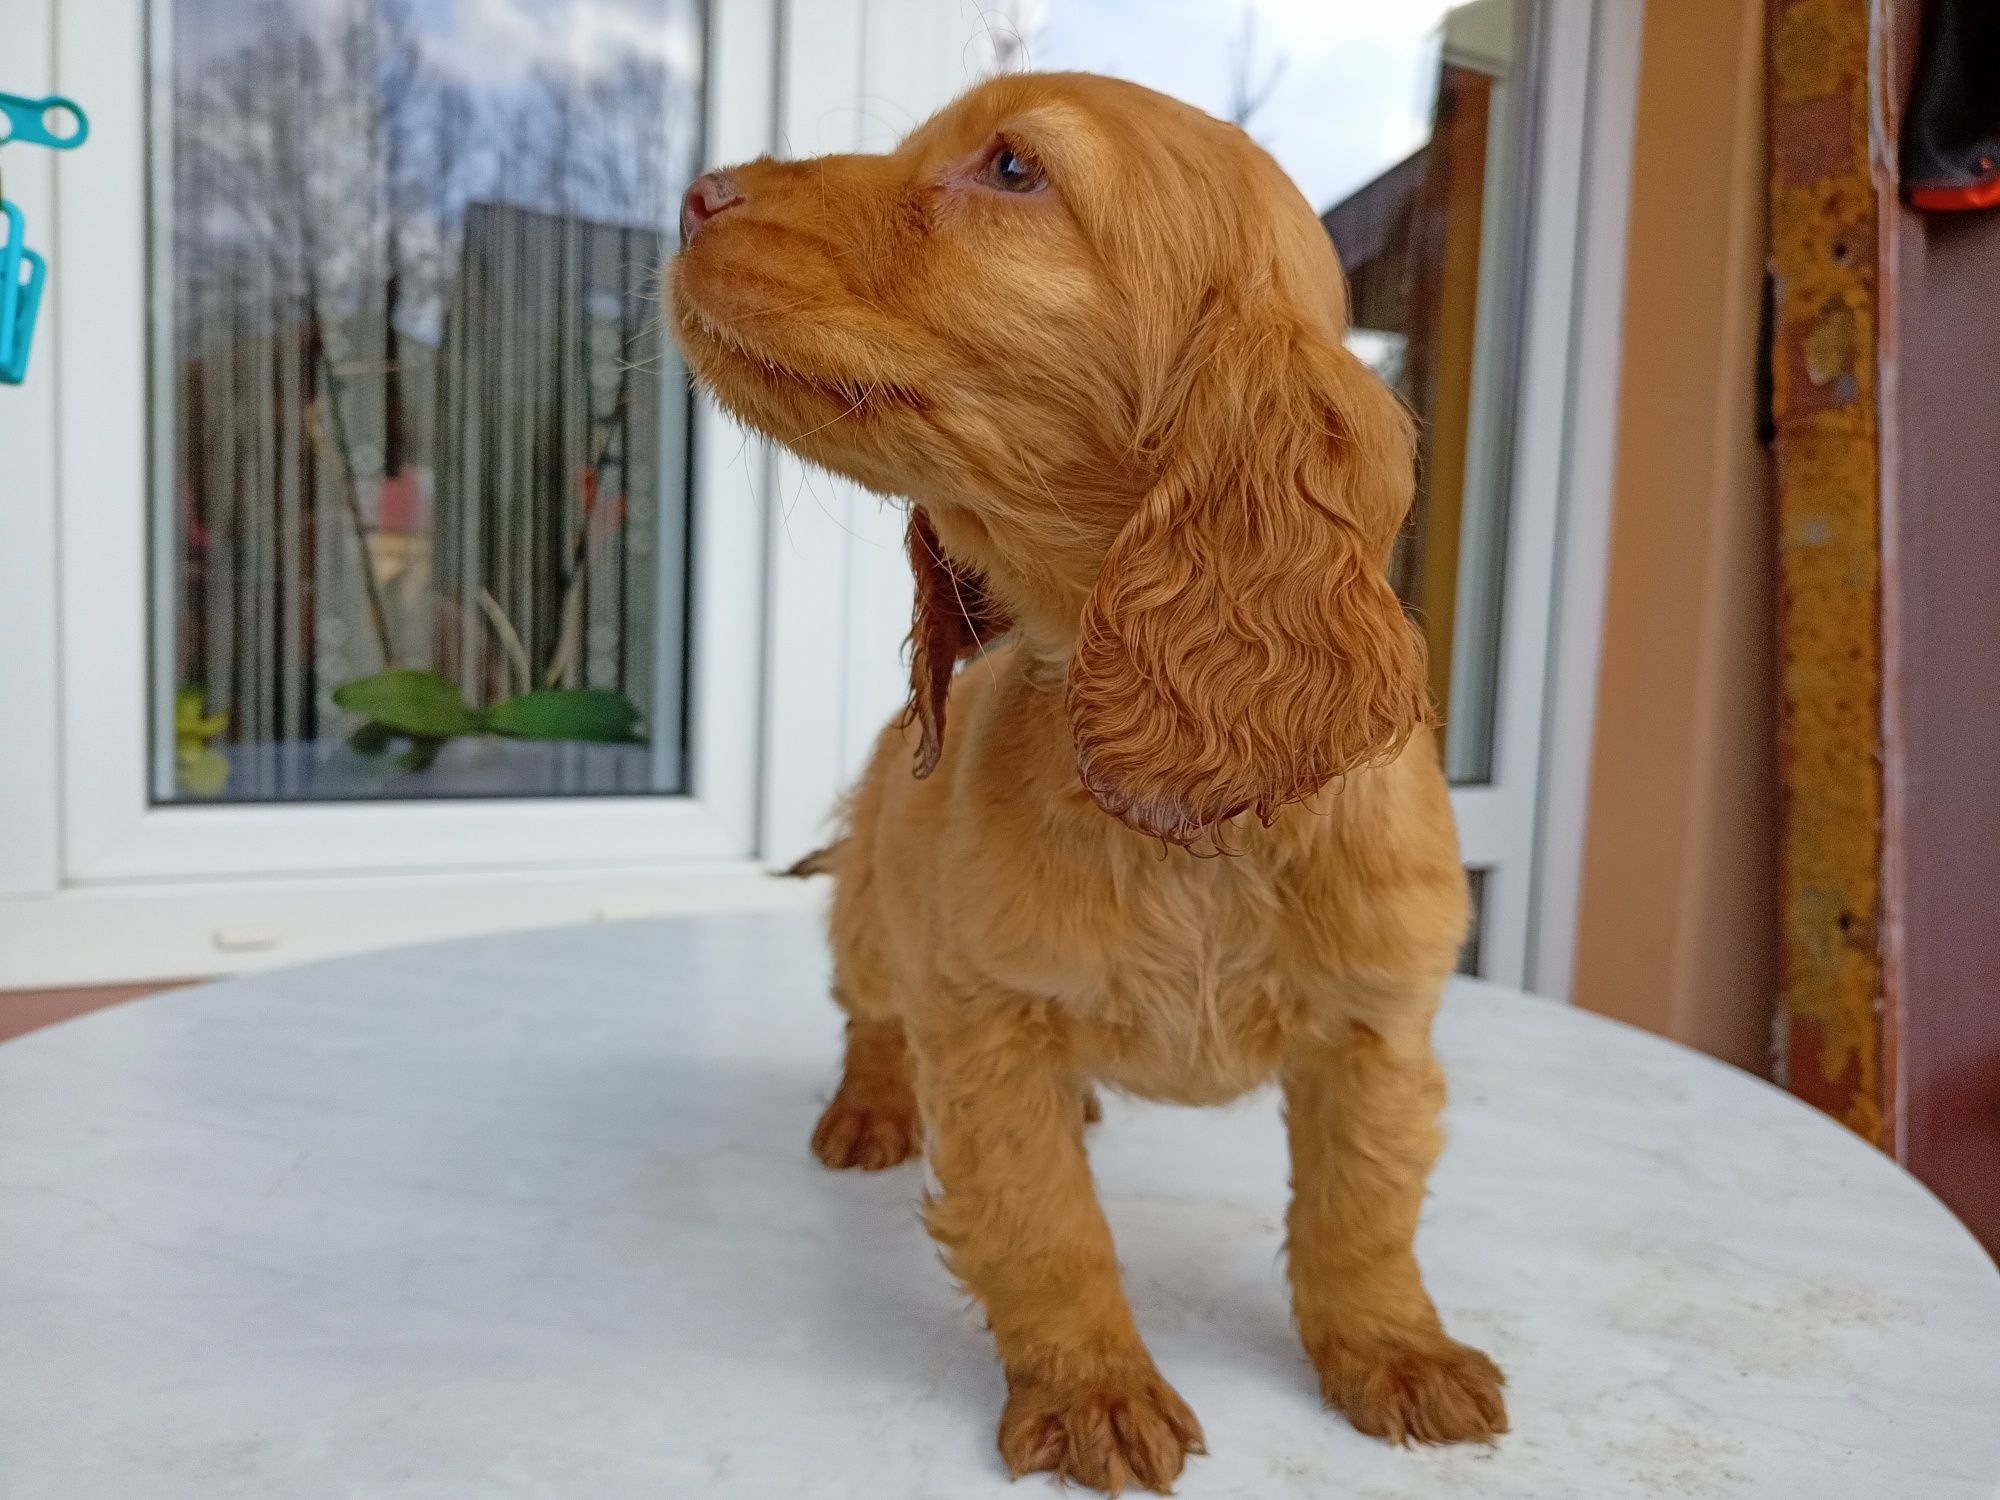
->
[679, 172, 743, 246]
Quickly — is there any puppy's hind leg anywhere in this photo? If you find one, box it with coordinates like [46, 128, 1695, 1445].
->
[807, 840, 921, 1172]
[813, 1011, 920, 1171]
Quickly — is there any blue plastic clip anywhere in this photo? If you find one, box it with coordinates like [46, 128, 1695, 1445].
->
[0, 93, 88, 386]
[1, 203, 48, 385]
[0, 93, 90, 151]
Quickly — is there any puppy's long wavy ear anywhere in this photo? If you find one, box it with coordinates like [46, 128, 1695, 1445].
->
[1068, 322, 1432, 844]
[904, 507, 1012, 778]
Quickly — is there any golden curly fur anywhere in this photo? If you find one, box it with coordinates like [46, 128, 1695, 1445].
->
[671, 71, 1504, 1494]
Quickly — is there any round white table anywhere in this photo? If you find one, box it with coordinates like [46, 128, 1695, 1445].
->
[3, 913, 1996, 1499]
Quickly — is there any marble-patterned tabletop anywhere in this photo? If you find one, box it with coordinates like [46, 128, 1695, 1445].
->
[2, 912, 1995, 1499]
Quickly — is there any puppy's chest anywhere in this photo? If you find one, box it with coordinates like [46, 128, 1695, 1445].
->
[969, 850, 1294, 1103]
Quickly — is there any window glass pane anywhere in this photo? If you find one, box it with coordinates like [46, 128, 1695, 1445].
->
[1000, 0, 1530, 784]
[152, 0, 702, 803]
[1457, 868, 1487, 977]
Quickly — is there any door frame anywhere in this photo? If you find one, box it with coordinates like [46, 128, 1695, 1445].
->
[1427, 0, 1640, 988]
[1518, 0, 1646, 998]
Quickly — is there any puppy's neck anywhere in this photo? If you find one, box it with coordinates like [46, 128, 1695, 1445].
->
[921, 498, 1121, 663]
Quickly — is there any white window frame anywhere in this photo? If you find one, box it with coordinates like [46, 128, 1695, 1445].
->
[754, 0, 978, 865]
[53, 0, 774, 884]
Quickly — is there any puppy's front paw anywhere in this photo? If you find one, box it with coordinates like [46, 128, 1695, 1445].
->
[1309, 1330, 1507, 1446]
[810, 1093, 920, 1171]
[999, 1363, 1205, 1495]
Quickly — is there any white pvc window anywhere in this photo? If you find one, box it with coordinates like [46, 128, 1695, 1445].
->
[42, 0, 773, 886]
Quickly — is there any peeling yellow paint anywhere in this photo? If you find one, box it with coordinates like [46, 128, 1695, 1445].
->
[1773, 0, 1865, 104]
[1768, 0, 1884, 1145]
[1803, 301, 1858, 386]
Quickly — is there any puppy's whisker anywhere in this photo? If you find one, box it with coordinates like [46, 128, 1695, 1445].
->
[785, 383, 874, 444]
[801, 465, 879, 547]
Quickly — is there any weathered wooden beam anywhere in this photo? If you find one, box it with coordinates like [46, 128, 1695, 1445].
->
[1766, 0, 1887, 1144]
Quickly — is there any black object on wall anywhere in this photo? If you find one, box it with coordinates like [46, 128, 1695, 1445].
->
[1901, 0, 2000, 211]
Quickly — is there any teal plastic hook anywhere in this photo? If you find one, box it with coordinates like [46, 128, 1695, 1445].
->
[0, 92, 88, 384]
[0, 93, 90, 151]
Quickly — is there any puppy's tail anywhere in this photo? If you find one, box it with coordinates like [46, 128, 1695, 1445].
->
[778, 839, 846, 879]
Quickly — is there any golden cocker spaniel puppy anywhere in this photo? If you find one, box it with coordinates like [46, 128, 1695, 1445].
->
[671, 71, 1504, 1495]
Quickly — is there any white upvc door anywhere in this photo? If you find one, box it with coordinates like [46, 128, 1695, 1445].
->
[849, 0, 1634, 989]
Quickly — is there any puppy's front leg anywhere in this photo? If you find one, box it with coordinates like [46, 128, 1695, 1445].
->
[913, 990, 1203, 1494]
[1283, 1013, 1507, 1445]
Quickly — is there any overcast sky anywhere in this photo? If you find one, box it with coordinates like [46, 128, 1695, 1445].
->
[172, 0, 700, 90]
[1012, 0, 1453, 212]
[171, 0, 1447, 216]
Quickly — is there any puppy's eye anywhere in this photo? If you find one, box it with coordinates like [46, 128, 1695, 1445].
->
[981, 143, 1046, 194]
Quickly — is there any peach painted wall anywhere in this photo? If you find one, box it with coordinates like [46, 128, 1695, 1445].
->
[1568, 0, 1780, 1075]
